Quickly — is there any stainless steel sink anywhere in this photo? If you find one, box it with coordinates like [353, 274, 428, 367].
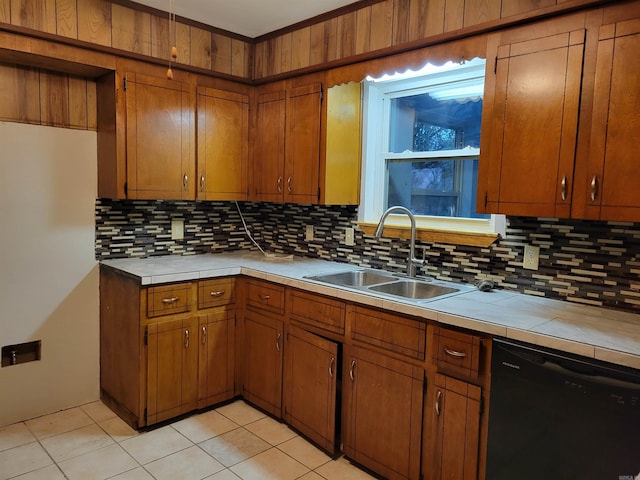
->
[368, 280, 459, 300]
[304, 269, 472, 302]
[305, 269, 397, 287]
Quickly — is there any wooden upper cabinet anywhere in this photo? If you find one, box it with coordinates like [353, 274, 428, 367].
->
[478, 30, 585, 217]
[253, 88, 286, 202]
[581, 18, 640, 221]
[125, 72, 195, 200]
[252, 81, 322, 204]
[97, 66, 195, 200]
[196, 87, 249, 200]
[285, 82, 322, 204]
[322, 81, 362, 205]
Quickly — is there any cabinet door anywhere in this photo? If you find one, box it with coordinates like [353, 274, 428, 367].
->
[423, 374, 481, 480]
[198, 310, 235, 409]
[242, 309, 283, 417]
[283, 325, 338, 454]
[146, 317, 198, 425]
[125, 72, 194, 200]
[253, 90, 286, 202]
[584, 18, 640, 221]
[342, 345, 423, 480]
[197, 87, 249, 200]
[479, 30, 584, 217]
[284, 83, 322, 204]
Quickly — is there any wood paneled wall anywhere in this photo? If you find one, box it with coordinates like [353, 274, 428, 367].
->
[252, 0, 583, 79]
[0, 63, 97, 129]
[1, 0, 252, 79]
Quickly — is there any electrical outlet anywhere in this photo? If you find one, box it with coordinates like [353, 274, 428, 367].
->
[345, 227, 355, 246]
[171, 219, 184, 240]
[305, 225, 314, 241]
[523, 244, 540, 270]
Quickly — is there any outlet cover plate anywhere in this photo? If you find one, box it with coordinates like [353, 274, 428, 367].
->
[345, 227, 355, 246]
[171, 219, 184, 240]
[305, 225, 314, 241]
[523, 244, 540, 270]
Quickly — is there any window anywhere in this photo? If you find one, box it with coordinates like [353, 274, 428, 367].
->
[360, 58, 505, 239]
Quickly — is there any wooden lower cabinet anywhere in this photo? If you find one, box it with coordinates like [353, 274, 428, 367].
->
[198, 309, 235, 409]
[241, 308, 283, 417]
[283, 325, 339, 454]
[146, 316, 199, 425]
[423, 373, 482, 480]
[342, 345, 424, 480]
[100, 267, 237, 428]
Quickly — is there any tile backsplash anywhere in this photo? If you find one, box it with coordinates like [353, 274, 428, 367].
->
[96, 199, 640, 313]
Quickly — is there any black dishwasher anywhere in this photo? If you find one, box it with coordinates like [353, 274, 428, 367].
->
[486, 338, 640, 480]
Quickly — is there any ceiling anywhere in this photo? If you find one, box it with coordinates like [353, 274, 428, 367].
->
[131, 0, 360, 38]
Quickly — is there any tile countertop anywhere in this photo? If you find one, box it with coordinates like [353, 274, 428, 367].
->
[101, 250, 640, 370]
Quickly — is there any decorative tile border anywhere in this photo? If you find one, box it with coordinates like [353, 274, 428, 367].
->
[96, 199, 640, 314]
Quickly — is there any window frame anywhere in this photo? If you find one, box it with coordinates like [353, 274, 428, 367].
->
[358, 58, 505, 243]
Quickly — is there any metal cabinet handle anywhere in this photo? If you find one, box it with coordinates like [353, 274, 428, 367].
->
[590, 175, 598, 202]
[561, 176, 567, 201]
[349, 359, 356, 381]
[444, 347, 467, 358]
[201, 326, 206, 344]
[287, 176, 292, 193]
[329, 357, 335, 378]
[162, 296, 179, 304]
[277, 176, 282, 192]
[435, 390, 442, 416]
[183, 173, 188, 190]
[184, 329, 190, 348]
[259, 294, 271, 300]
[200, 175, 205, 192]
[210, 290, 225, 297]
[276, 333, 281, 352]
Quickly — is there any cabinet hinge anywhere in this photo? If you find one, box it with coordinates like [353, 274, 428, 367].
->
[319, 88, 324, 102]
[144, 327, 148, 346]
[123, 77, 127, 91]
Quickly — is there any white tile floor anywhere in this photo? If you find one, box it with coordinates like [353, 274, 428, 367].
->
[0, 399, 377, 480]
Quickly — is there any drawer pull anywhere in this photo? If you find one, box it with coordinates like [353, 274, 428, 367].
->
[201, 326, 207, 344]
[329, 357, 335, 378]
[162, 296, 179, 304]
[184, 329, 190, 348]
[435, 390, 442, 416]
[444, 347, 467, 358]
[276, 333, 281, 352]
[561, 175, 567, 201]
[210, 290, 225, 297]
[259, 294, 271, 300]
[349, 359, 356, 382]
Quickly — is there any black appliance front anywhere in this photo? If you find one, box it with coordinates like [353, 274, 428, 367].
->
[486, 338, 640, 480]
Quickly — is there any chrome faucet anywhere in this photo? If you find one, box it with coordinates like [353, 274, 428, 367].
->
[374, 206, 424, 278]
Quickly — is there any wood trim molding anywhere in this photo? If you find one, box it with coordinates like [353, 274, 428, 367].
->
[358, 223, 500, 248]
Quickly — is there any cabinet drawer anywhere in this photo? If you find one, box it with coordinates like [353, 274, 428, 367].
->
[246, 279, 285, 315]
[433, 327, 481, 380]
[351, 306, 426, 360]
[198, 278, 235, 309]
[288, 290, 345, 336]
[146, 283, 192, 318]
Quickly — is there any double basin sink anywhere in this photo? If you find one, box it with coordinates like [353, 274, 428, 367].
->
[304, 268, 474, 303]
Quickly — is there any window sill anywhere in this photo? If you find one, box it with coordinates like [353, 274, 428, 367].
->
[358, 223, 499, 247]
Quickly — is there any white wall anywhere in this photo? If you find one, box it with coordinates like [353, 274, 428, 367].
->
[0, 121, 99, 427]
